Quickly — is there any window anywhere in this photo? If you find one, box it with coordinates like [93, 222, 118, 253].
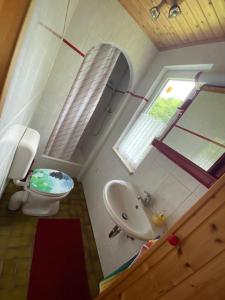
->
[153, 84, 225, 187]
[113, 77, 195, 172]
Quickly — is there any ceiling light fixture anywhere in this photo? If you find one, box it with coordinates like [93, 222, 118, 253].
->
[149, 0, 164, 21]
[149, 0, 182, 21]
[149, 6, 160, 21]
[168, 3, 182, 18]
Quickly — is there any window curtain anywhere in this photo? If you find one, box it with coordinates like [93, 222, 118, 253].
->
[116, 113, 166, 170]
[45, 44, 120, 161]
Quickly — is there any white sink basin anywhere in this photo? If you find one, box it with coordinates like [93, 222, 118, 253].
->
[103, 180, 153, 240]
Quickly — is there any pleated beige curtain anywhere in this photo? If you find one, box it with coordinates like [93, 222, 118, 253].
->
[45, 44, 120, 161]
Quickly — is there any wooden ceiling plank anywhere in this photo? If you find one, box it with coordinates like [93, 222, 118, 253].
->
[119, 0, 164, 48]
[185, 0, 215, 40]
[119, 0, 154, 39]
[158, 1, 190, 44]
[118, 0, 225, 50]
[139, 15, 172, 47]
[167, 21, 189, 44]
[172, 9, 200, 43]
[211, 0, 225, 32]
[161, 16, 185, 45]
[150, 0, 198, 44]
[140, 0, 177, 47]
[156, 14, 183, 46]
[128, 0, 169, 48]
[135, 0, 173, 48]
[180, 2, 208, 41]
[161, 37, 225, 51]
[139, 0, 177, 47]
[149, 0, 182, 46]
[135, 12, 169, 48]
[197, 0, 225, 37]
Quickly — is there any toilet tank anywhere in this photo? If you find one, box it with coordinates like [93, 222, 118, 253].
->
[8, 127, 40, 180]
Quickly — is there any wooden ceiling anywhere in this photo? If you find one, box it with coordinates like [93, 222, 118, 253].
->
[119, 0, 225, 50]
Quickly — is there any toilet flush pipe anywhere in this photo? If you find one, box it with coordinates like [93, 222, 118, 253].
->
[8, 177, 30, 211]
[13, 179, 26, 187]
[8, 190, 29, 211]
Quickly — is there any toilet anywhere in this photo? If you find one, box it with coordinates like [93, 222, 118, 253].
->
[8, 126, 74, 216]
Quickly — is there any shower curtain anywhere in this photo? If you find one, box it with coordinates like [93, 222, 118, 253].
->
[45, 44, 120, 161]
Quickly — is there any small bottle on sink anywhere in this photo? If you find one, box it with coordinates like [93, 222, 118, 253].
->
[152, 212, 166, 226]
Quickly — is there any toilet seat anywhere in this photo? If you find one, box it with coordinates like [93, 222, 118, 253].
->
[9, 168, 74, 216]
[28, 168, 74, 197]
[9, 168, 76, 216]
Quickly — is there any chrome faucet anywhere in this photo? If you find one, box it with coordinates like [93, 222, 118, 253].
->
[138, 191, 152, 207]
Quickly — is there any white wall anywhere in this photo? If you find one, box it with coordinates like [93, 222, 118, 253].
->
[82, 41, 225, 275]
[0, 0, 76, 196]
[30, 0, 157, 175]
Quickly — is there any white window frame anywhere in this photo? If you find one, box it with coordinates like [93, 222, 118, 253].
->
[113, 66, 213, 174]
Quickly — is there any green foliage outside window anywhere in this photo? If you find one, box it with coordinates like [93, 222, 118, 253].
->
[148, 97, 183, 123]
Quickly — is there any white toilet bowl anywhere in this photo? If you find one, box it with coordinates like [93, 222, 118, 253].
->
[7, 126, 74, 216]
[9, 168, 74, 216]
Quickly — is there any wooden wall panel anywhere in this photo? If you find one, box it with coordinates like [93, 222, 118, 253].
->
[160, 251, 225, 300]
[0, 0, 31, 109]
[119, 0, 225, 50]
[95, 174, 225, 300]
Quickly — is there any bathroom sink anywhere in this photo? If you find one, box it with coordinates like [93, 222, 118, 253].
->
[103, 180, 153, 240]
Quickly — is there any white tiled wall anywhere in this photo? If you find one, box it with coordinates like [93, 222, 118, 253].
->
[0, 0, 74, 195]
[30, 0, 157, 175]
[146, 148, 208, 227]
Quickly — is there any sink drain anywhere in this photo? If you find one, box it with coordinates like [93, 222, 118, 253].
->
[122, 212, 128, 220]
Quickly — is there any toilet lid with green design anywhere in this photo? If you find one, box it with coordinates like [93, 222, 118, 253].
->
[30, 168, 74, 195]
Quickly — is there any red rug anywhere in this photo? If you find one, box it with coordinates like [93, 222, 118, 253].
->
[28, 219, 91, 300]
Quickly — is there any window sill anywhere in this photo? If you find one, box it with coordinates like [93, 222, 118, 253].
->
[112, 146, 135, 175]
